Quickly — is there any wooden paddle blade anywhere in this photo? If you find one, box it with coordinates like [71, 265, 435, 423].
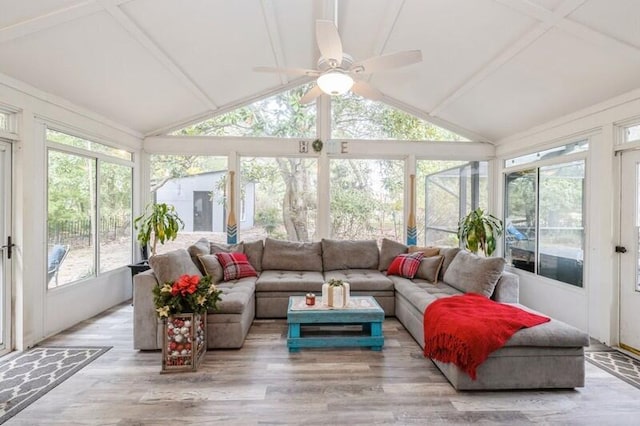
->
[300, 85, 324, 104]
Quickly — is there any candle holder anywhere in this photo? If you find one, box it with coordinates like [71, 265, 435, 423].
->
[305, 293, 316, 306]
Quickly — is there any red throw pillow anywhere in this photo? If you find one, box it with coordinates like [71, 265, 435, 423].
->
[387, 252, 424, 279]
[215, 252, 257, 281]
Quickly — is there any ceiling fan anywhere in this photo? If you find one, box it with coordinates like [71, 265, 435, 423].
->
[255, 19, 422, 104]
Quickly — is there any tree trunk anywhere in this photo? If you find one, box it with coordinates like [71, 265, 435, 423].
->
[276, 158, 309, 241]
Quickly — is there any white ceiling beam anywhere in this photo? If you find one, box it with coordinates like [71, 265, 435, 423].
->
[371, 0, 406, 57]
[359, 0, 406, 85]
[498, 0, 640, 55]
[259, 0, 288, 85]
[99, 1, 218, 111]
[0, 1, 128, 44]
[430, 0, 585, 116]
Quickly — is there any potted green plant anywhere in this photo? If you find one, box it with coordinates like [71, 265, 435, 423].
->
[133, 202, 184, 258]
[457, 208, 503, 257]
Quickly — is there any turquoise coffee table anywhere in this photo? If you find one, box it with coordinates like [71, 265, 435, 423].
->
[287, 295, 384, 352]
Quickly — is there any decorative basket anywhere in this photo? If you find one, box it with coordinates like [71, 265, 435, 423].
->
[161, 313, 206, 373]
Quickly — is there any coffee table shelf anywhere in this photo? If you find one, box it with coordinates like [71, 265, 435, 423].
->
[287, 296, 384, 352]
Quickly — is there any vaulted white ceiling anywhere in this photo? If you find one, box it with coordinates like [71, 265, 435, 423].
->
[1, 0, 640, 142]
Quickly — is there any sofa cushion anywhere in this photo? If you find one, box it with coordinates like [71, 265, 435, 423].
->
[378, 238, 408, 271]
[438, 247, 461, 281]
[387, 252, 424, 279]
[390, 275, 438, 314]
[322, 239, 379, 270]
[210, 241, 244, 254]
[415, 255, 444, 283]
[409, 246, 440, 257]
[216, 252, 258, 281]
[256, 270, 325, 292]
[504, 305, 590, 348]
[148, 249, 202, 284]
[443, 250, 505, 297]
[323, 269, 394, 291]
[187, 238, 210, 274]
[243, 240, 264, 272]
[214, 277, 256, 314]
[261, 238, 323, 271]
[197, 254, 224, 283]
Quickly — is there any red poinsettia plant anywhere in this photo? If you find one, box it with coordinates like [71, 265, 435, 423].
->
[152, 274, 222, 318]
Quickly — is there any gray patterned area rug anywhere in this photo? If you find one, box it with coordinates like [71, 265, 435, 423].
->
[0, 346, 111, 424]
[585, 350, 640, 390]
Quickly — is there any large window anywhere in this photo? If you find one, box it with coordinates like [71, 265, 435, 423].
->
[99, 162, 132, 273]
[150, 155, 228, 252]
[47, 130, 133, 288]
[332, 93, 468, 141]
[417, 161, 488, 246]
[240, 157, 317, 241]
[505, 158, 585, 287]
[330, 159, 403, 241]
[173, 84, 316, 138]
[47, 129, 131, 160]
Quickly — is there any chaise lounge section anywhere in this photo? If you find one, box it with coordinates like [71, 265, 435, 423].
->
[390, 248, 589, 390]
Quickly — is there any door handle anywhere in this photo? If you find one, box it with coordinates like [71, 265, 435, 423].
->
[1, 236, 15, 259]
[615, 246, 627, 253]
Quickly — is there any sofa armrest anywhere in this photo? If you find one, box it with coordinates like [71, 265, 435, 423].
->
[491, 271, 519, 303]
[133, 269, 161, 350]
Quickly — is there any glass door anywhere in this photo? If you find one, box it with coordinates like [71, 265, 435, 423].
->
[619, 149, 640, 355]
[0, 140, 12, 356]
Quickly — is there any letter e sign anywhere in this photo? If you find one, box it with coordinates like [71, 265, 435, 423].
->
[341, 141, 348, 154]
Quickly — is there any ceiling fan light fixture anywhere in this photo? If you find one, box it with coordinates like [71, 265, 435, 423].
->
[317, 70, 353, 95]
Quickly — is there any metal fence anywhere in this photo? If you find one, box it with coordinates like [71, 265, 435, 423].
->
[48, 216, 131, 247]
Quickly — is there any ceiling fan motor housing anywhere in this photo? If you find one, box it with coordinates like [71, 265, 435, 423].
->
[317, 54, 354, 72]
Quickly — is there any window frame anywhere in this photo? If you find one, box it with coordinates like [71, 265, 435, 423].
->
[420, 160, 488, 247]
[503, 144, 587, 287]
[46, 127, 134, 289]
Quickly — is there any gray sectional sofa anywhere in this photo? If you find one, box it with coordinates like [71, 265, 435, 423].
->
[133, 237, 589, 390]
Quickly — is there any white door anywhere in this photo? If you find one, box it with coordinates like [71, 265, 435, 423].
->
[0, 140, 11, 356]
[620, 150, 640, 354]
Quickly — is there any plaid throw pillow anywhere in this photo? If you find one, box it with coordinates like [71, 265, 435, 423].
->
[387, 252, 425, 279]
[215, 252, 257, 281]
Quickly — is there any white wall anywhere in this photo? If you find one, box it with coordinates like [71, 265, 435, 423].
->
[496, 88, 640, 345]
[0, 73, 142, 349]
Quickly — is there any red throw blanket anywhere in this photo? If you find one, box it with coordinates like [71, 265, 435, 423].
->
[423, 293, 550, 380]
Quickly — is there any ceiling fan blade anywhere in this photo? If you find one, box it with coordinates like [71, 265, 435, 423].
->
[351, 80, 383, 101]
[299, 85, 324, 105]
[351, 50, 422, 74]
[316, 20, 343, 67]
[253, 66, 319, 77]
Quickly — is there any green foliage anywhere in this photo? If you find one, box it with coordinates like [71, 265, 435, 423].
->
[332, 93, 467, 141]
[255, 207, 280, 235]
[174, 85, 316, 138]
[48, 151, 95, 222]
[329, 159, 404, 240]
[48, 148, 133, 248]
[327, 278, 344, 287]
[458, 208, 503, 257]
[134, 203, 184, 256]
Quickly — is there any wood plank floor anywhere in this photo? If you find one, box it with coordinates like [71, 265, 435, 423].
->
[5, 302, 640, 425]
